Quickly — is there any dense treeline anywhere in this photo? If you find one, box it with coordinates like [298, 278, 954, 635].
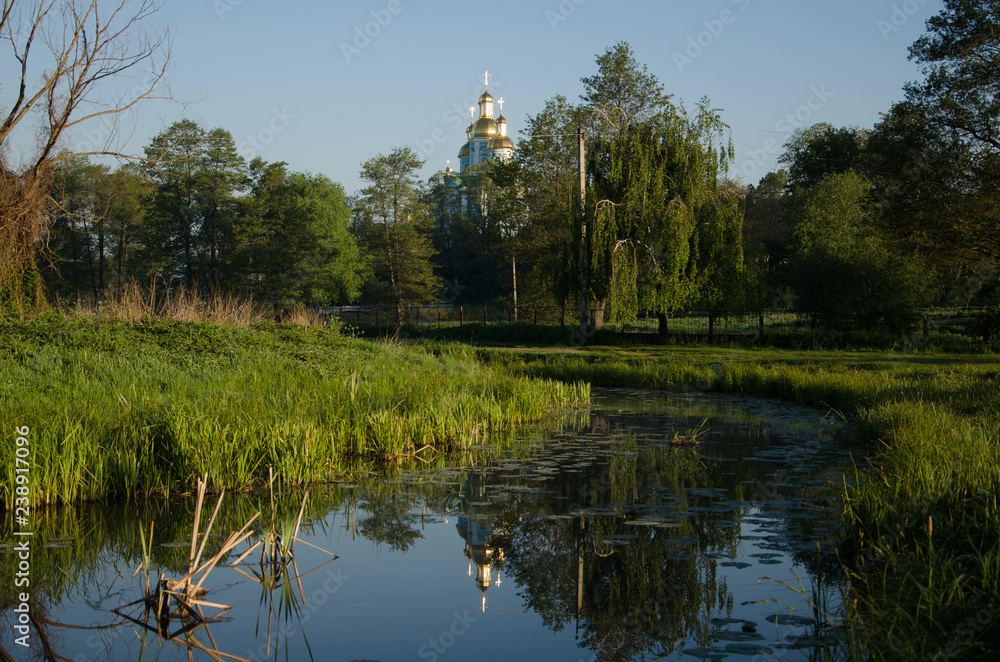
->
[18, 0, 1000, 322]
[743, 0, 1000, 319]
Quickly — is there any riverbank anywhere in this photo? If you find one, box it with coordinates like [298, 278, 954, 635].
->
[0, 317, 587, 506]
[481, 344, 1000, 660]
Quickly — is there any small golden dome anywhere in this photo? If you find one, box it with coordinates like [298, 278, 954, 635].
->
[479, 90, 494, 105]
[458, 142, 470, 158]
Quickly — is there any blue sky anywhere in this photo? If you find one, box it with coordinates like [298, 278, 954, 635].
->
[59, 0, 944, 195]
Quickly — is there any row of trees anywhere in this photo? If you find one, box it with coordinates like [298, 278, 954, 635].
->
[743, 0, 1000, 319]
[7, 0, 998, 327]
[45, 120, 363, 307]
[36, 40, 752, 332]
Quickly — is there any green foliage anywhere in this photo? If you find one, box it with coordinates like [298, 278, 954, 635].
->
[0, 317, 588, 506]
[790, 172, 934, 323]
[780, 123, 868, 192]
[587, 100, 742, 319]
[355, 147, 441, 317]
[238, 161, 362, 305]
[905, 0, 1000, 154]
[141, 120, 247, 285]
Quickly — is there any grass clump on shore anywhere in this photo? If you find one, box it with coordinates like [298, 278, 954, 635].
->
[484, 345, 1000, 661]
[0, 316, 588, 507]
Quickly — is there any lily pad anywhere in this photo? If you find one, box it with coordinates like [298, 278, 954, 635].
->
[710, 618, 755, 627]
[766, 613, 816, 626]
[725, 643, 773, 655]
[682, 647, 728, 659]
[714, 631, 765, 642]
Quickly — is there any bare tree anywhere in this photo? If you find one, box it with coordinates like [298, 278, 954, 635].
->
[0, 0, 171, 314]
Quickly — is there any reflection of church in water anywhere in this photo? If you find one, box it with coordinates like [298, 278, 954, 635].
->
[453, 471, 510, 611]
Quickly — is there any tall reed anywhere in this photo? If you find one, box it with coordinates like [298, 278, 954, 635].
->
[0, 317, 588, 507]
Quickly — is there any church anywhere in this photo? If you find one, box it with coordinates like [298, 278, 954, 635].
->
[456, 71, 515, 173]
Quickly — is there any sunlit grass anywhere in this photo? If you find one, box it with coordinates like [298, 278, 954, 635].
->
[0, 316, 588, 507]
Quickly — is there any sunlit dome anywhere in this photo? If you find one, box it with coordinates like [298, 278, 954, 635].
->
[472, 116, 498, 139]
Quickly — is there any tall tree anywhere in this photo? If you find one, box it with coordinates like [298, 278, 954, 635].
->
[237, 160, 362, 306]
[197, 128, 246, 288]
[580, 41, 672, 139]
[779, 123, 868, 192]
[880, 0, 1000, 281]
[0, 0, 170, 313]
[790, 171, 933, 323]
[355, 147, 440, 323]
[141, 120, 245, 286]
[905, 0, 1000, 154]
[515, 95, 581, 312]
[585, 99, 742, 329]
[743, 170, 792, 295]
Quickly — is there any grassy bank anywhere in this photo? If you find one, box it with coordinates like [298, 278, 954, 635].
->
[0, 316, 588, 506]
[481, 345, 1000, 661]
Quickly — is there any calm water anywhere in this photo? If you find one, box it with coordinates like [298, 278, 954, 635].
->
[2, 388, 855, 661]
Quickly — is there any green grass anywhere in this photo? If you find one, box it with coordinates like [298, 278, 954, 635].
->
[0, 316, 588, 506]
[481, 344, 1000, 661]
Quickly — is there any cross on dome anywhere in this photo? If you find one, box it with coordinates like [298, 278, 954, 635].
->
[483, 70, 490, 90]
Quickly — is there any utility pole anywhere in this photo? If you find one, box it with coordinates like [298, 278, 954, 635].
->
[578, 111, 587, 330]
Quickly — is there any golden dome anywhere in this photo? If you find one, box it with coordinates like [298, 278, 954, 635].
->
[490, 135, 514, 151]
[472, 117, 498, 139]
[479, 90, 494, 105]
[458, 142, 470, 158]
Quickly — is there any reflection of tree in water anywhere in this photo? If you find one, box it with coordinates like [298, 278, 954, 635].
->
[502, 443, 741, 662]
[356, 490, 424, 552]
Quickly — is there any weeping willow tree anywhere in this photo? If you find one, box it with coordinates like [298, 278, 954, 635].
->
[585, 99, 747, 330]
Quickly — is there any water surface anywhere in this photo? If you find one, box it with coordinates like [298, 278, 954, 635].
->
[2, 388, 855, 661]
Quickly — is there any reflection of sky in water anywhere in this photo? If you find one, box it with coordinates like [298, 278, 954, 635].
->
[2, 388, 853, 661]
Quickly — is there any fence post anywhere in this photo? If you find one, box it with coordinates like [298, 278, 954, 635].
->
[708, 311, 714, 342]
[923, 315, 928, 339]
[459, 306, 464, 327]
